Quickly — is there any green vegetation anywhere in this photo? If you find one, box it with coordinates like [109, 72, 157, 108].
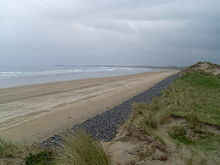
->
[169, 126, 194, 145]
[130, 103, 163, 130]
[131, 70, 220, 130]
[0, 138, 43, 165]
[133, 71, 220, 127]
[58, 131, 111, 165]
[25, 150, 55, 165]
[166, 71, 220, 126]
[169, 126, 220, 152]
[0, 131, 111, 165]
[123, 63, 220, 164]
[181, 71, 220, 88]
[0, 138, 17, 158]
[142, 108, 160, 129]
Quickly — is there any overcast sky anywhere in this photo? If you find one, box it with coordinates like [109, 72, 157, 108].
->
[0, 0, 220, 67]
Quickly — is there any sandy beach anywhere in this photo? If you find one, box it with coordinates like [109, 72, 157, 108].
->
[0, 70, 177, 143]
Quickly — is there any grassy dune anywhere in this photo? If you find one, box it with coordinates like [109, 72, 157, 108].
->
[169, 71, 220, 126]
[115, 62, 220, 164]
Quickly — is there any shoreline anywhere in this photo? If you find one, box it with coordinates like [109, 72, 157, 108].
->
[0, 69, 164, 90]
[0, 70, 178, 144]
[0, 68, 161, 89]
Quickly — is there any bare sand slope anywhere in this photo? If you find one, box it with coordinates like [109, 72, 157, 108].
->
[0, 71, 177, 143]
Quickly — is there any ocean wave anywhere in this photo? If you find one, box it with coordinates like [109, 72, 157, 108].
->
[0, 67, 153, 81]
[0, 71, 23, 74]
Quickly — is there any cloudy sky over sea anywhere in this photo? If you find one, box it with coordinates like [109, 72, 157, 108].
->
[1, 0, 220, 66]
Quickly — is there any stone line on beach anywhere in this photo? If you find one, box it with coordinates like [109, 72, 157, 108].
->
[40, 73, 179, 148]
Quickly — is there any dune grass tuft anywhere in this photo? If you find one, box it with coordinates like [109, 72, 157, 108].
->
[25, 150, 55, 165]
[0, 138, 18, 158]
[143, 110, 159, 129]
[58, 131, 112, 165]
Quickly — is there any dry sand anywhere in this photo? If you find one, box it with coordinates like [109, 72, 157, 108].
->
[0, 70, 177, 143]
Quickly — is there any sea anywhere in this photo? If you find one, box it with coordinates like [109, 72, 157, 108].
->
[0, 65, 157, 88]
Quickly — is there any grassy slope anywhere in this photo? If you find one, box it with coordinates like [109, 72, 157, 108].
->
[163, 71, 220, 126]
[120, 68, 220, 164]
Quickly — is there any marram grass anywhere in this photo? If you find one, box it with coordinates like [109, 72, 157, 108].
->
[58, 131, 112, 165]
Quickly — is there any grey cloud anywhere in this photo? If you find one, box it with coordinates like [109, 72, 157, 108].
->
[0, 0, 220, 66]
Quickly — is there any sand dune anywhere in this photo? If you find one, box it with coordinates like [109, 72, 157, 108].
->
[0, 71, 177, 143]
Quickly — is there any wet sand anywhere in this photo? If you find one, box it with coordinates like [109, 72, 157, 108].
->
[0, 70, 177, 143]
